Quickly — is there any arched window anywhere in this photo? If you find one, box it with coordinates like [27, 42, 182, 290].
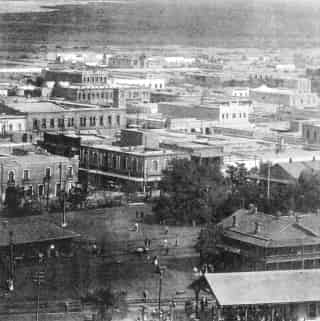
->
[8, 170, 15, 183]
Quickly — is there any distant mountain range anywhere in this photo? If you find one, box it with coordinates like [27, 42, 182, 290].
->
[0, 0, 320, 52]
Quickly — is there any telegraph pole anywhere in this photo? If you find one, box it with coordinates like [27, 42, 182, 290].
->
[8, 230, 14, 291]
[32, 270, 45, 321]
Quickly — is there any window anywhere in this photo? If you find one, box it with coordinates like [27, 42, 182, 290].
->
[309, 303, 317, 318]
[56, 183, 61, 197]
[58, 118, 64, 128]
[41, 118, 46, 129]
[38, 184, 44, 197]
[90, 117, 96, 126]
[18, 123, 22, 131]
[9, 124, 13, 131]
[23, 169, 30, 181]
[100, 116, 104, 126]
[50, 119, 55, 128]
[67, 166, 73, 177]
[222, 114, 225, 119]
[8, 171, 15, 183]
[80, 117, 87, 127]
[108, 115, 112, 125]
[152, 160, 158, 171]
[45, 167, 51, 178]
[232, 113, 236, 118]
[116, 115, 120, 125]
[33, 119, 39, 130]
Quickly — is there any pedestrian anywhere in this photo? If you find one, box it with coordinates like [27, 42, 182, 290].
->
[135, 222, 139, 232]
[143, 289, 148, 303]
[153, 256, 159, 267]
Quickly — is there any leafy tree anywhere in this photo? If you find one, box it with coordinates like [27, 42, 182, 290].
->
[196, 223, 223, 262]
[297, 170, 320, 212]
[153, 159, 228, 224]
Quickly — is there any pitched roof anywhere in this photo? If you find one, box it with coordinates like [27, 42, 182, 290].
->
[204, 270, 320, 306]
[274, 160, 320, 180]
[0, 216, 80, 247]
[221, 209, 320, 247]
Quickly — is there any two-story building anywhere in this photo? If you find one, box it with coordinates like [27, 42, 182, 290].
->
[0, 150, 79, 202]
[215, 208, 320, 272]
[79, 144, 186, 191]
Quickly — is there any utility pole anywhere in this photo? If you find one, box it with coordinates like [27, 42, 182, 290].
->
[8, 230, 14, 291]
[267, 161, 271, 200]
[32, 270, 45, 321]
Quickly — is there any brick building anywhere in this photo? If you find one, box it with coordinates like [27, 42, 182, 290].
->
[79, 144, 186, 191]
[0, 151, 79, 203]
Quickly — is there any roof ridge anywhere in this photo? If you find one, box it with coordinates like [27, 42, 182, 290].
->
[292, 222, 319, 237]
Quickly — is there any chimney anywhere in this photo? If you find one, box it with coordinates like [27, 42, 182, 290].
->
[254, 222, 261, 234]
[232, 215, 237, 228]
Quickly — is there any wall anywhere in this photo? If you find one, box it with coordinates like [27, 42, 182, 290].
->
[26, 108, 126, 133]
[158, 103, 220, 120]
[0, 154, 79, 200]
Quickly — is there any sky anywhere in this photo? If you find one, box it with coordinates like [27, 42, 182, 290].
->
[1, 0, 320, 51]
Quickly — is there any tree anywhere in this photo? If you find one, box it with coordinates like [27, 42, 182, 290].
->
[297, 170, 320, 212]
[153, 159, 228, 224]
[196, 223, 223, 262]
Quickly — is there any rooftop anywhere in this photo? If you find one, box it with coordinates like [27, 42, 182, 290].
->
[84, 144, 177, 156]
[0, 216, 79, 247]
[251, 85, 294, 95]
[221, 209, 320, 247]
[203, 270, 320, 306]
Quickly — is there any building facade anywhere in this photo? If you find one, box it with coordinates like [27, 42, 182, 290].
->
[0, 151, 79, 202]
[216, 209, 320, 272]
[79, 144, 186, 191]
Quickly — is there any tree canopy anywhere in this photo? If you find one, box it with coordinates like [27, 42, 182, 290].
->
[153, 158, 228, 224]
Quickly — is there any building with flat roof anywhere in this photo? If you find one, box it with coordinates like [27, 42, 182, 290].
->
[79, 143, 186, 191]
[250, 85, 318, 109]
[0, 150, 79, 203]
[4, 98, 126, 138]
